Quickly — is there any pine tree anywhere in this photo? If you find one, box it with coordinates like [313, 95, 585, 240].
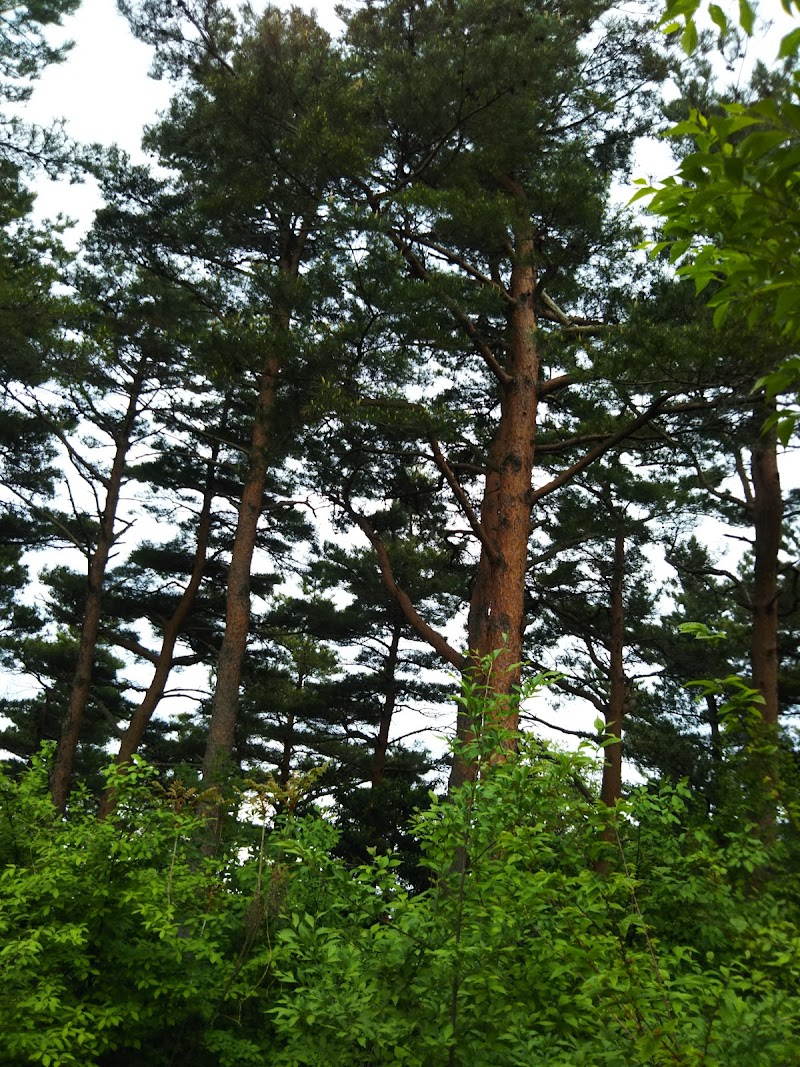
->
[317, 0, 675, 783]
[523, 458, 671, 808]
[104, 0, 372, 788]
[0, 0, 81, 725]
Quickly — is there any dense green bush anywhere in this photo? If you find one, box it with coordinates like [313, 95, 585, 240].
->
[1, 732, 799, 1066]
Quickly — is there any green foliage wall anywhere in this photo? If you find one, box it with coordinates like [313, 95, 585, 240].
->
[2, 735, 799, 1067]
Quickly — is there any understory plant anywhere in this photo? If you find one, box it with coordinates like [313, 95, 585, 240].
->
[1, 678, 799, 1066]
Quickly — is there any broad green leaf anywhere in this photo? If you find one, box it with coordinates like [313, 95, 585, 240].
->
[738, 0, 755, 34]
[712, 301, 731, 327]
[681, 18, 699, 53]
[708, 2, 728, 32]
[778, 26, 800, 58]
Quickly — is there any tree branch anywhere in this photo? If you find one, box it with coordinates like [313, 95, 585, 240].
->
[395, 226, 515, 304]
[530, 394, 674, 504]
[337, 495, 464, 671]
[429, 435, 497, 564]
[650, 421, 750, 510]
[374, 220, 515, 389]
[538, 372, 576, 398]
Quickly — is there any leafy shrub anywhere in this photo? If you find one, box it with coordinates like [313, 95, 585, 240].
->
[1, 722, 799, 1065]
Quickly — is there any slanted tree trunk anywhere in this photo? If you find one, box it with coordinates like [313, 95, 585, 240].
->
[202, 230, 305, 786]
[202, 353, 280, 783]
[51, 356, 148, 811]
[98, 435, 222, 817]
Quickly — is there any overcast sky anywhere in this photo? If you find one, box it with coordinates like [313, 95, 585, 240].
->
[19, 0, 166, 232]
[21, 0, 794, 227]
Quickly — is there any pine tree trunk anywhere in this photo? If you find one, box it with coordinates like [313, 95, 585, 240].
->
[600, 527, 626, 809]
[706, 693, 723, 816]
[50, 358, 148, 811]
[749, 409, 782, 837]
[201, 221, 306, 790]
[372, 622, 401, 787]
[450, 209, 539, 790]
[279, 706, 295, 787]
[202, 354, 279, 783]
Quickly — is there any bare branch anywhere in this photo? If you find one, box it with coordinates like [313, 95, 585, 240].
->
[337, 495, 464, 671]
[396, 226, 514, 304]
[530, 395, 674, 505]
[538, 373, 576, 398]
[106, 632, 159, 665]
[92, 695, 125, 739]
[397, 238, 514, 388]
[650, 421, 750, 511]
[521, 711, 598, 741]
[429, 435, 497, 564]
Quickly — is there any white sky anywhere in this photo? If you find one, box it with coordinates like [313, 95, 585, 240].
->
[19, 0, 170, 233]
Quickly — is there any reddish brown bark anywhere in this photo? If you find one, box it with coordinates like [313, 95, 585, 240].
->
[201, 224, 308, 787]
[449, 218, 539, 790]
[362, 186, 668, 792]
[51, 358, 148, 811]
[342, 502, 464, 672]
[202, 354, 279, 783]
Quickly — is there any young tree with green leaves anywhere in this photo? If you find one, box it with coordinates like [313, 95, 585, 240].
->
[640, 0, 800, 432]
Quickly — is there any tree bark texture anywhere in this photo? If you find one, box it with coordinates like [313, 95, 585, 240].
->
[202, 224, 306, 786]
[371, 621, 401, 787]
[450, 220, 539, 789]
[749, 410, 783, 834]
[600, 526, 626, 809]
[750, 418, 782, 733]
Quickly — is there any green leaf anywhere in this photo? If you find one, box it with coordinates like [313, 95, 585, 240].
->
[738, 0, 755, 34]
[778, 26, 800, 58]
[776, 413, 798, 446]
[708, 3, 728, 33]
[677, 621, 727, 643]
[681, 18, 699, 53]
[711, 302, 731, 328]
